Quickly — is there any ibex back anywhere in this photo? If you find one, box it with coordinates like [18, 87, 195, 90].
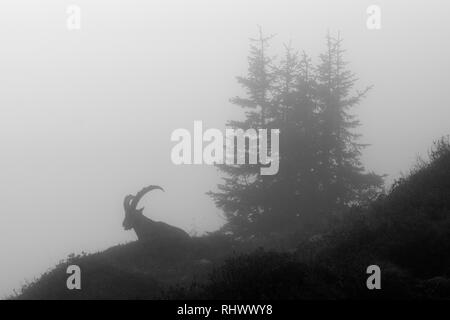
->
[123, 185, 190, 243]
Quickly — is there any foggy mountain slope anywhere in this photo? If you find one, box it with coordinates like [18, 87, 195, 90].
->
[292, 137, 450, 298]
[13, 138, 450, 300]
[13, 234, 239, 300]
[1, 1, 450, 301]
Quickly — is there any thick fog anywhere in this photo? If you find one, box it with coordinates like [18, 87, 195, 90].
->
[0, 0, 449, 297]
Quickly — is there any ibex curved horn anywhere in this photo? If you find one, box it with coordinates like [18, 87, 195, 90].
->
[122, 185, 189, 243]
[123, 194, 134, 211]
[130, 185, 164, 210]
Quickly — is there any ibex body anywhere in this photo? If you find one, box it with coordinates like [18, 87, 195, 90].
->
[123, 186, 190, 244]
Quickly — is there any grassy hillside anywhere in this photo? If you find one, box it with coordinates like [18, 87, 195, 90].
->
[14, 234, 238, 299]
[14, 138, 450, 299]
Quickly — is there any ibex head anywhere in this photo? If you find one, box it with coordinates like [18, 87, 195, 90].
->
[122, 185, 164, 230]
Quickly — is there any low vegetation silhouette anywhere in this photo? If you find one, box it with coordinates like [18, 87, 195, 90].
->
[14, 137, 450, 299]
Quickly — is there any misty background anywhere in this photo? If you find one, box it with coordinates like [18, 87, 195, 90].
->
[0, 0, 449, 297]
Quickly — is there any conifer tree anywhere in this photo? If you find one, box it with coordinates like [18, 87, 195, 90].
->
[208, 28, 277, 237]
[315, 32, 383, 214]
[210, 31, 383, 239]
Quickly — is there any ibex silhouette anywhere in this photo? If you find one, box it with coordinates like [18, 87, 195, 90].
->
[123, 185, 190, 243]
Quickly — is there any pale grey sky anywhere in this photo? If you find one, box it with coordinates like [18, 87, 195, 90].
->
[0, 0, 449, 297]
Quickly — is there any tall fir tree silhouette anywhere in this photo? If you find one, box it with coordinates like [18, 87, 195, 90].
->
[210, 30, 383, 240]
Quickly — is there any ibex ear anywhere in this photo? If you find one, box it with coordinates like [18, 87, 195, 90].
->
[137, 207, 145, 215]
